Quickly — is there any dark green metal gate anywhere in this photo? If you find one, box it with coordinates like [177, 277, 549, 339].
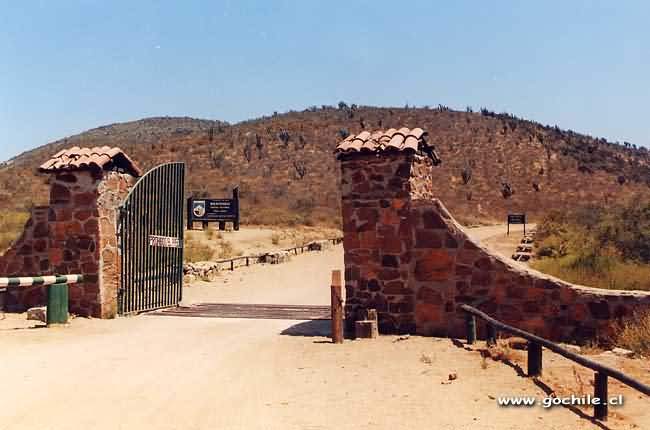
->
[118, 162, 185, 314]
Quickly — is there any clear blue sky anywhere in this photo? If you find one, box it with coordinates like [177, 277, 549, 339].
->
[2, 1, 649, 161]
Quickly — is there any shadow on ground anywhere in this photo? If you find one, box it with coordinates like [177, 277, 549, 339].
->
[281, 319, 331, 337]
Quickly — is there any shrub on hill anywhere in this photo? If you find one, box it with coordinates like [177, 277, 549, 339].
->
[532, 201, 650, 290]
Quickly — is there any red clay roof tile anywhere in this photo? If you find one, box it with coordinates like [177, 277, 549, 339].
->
[335, 127, 438, 160]
[39, 146, 142, 177]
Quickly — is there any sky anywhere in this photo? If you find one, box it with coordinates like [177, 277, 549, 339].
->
[1, 0, 649, 161]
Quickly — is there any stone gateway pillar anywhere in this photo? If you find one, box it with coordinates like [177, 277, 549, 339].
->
[38, 147, 141, 318]
[336, 128, 650, 343]
[21, 146, 141, 318]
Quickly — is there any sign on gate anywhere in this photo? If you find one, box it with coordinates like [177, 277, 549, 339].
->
[187, 187, 240, 231]
[149, 235, 182, 248]
[507, 213, 526, 235]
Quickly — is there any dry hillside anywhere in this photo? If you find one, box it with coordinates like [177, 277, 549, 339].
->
[2, 105, 650, 227]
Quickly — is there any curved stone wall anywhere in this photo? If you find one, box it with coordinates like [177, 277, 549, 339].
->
[340, 152, 650, 343]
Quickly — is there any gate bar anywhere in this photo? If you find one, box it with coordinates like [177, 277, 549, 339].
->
[0, 275, 83, 325]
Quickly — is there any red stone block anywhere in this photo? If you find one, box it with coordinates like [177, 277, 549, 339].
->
[65, 221, 83, 235]
[455, 264, 473, 277]
[50, 183, 71, 204]
[33, 222, 49, 238]
[49, 248, 64, 266]
[33, 239, 47, 253]
[417, 286, 443, 304]
[414, 250, 454, 281]
[422, 209, 447, 229]
[415, 230, 442, 248]
[415, 303, 443, 324]
[379, 268, 400, 281]
[74, 210, 93, 221]
[74, 192, 97, 206]
[470, 271, 492, 286]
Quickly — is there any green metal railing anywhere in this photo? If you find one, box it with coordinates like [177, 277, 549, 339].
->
[0, 275, 83, 325]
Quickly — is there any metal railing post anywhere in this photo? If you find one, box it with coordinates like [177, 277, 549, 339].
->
[465, 313, 476, 345]
[486, 323, 497, 346]
[527, 342, 543, 376]
[594, 372, 608, 421]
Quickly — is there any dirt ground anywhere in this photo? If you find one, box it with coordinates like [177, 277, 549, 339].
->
[1, 224, 648, 430]
[185, 225, 341, 259]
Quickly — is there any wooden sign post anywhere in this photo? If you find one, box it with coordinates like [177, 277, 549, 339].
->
[507, 213, 526, 236]
[330, 270, 343, 344]
[187, 187, 240, 231]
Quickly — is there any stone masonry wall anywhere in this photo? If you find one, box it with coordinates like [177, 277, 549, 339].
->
[0, 170, 134, 318]
[340, 153, 650, 343]
[0, 206, 51, 310]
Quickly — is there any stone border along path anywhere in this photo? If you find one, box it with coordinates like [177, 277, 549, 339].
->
[511, 229, 536, 262]
[183, 237, 343, 283]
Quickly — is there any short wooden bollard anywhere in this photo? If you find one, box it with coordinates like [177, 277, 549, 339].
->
[465, 314, 477, 345]
[594, 372, 608, 421]
[527, 342, 543, 376]
[330, 270, 343, 344]
[47, 283, 69, 325]
[230, 260, 234, 271]
[355, 309, 378, 339]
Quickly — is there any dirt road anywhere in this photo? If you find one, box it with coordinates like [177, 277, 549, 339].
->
[0, 225, 642, 429]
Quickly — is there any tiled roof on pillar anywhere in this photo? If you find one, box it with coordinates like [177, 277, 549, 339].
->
[335, 127, 441, 164]
[39, 146, 142, 177]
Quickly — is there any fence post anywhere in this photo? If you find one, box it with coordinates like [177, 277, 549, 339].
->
[331, 270, 343, 344]
[594, 372, 608, 421]
[230, 260, 234, 271]
[47, 282, 69, 325]
[527, 342, 543, 376]
[486, 323, 497, 346]
[465, 313, 476, 345]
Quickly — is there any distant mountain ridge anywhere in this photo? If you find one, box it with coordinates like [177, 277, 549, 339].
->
[1, 105, 649, 226]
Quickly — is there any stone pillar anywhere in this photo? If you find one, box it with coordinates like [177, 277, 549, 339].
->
[340, 152, 436, 334]
[48, 170, 134, 318]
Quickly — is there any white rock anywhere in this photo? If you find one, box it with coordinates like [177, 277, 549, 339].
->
[611, 347, 634, 358]
[27, 306, 46, 323]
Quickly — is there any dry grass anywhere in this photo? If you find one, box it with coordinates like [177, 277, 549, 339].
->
[184, 237, 213, 262]
[531, 257, 650, 291]
[613, 311, 650, 356]
[0, 210, 30, 254]
[486, 341, 518, 363]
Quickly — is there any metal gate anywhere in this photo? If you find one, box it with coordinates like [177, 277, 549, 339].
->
[118, 162, 185, 314]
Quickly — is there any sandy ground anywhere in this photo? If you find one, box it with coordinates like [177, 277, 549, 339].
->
[185, 225, 341, 259]
[1, 224, 647, 430]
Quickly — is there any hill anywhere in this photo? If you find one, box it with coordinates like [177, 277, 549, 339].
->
[2, 105, 650, 227]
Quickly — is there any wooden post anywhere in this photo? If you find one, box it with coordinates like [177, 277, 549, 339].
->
[466, 314, 476, 345]
[47, 282, 68, 325]
[230, 260, 234, 271]
[232, 187, 240, 231]
[487, 323, 497, 346]
[527, 342, 543, 376]
[594, 372, 608, 421]
[331, 270, 343, 344]
[246, 257, 249, 267]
